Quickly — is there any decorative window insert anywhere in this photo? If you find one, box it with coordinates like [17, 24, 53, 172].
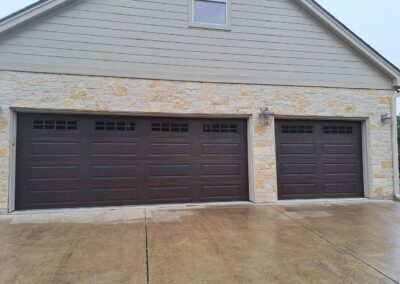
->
[152, 122, 189, 132]
[281, 125, 313, 134]
[95, 121, 135, 131]
[33, 120, 77, 130]
[203, 123, 238, 133]
[323, 126, 353, 135]
[190, 0, 230, 29]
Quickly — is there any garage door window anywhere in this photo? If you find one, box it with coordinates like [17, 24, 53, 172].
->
[281, 125, 313, 134]
[203, 123, 238, 133]
[95, 121, 136, 131]
[33, 120, 77, 130]
[152, 122, 189, 132]
[323, 126, 353, 135]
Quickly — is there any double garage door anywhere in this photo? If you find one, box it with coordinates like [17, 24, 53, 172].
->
[15, 114, 364, 210]
[16, 114, 249, 210]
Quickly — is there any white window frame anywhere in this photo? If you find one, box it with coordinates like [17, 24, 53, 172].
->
[189, 0, 231, 30]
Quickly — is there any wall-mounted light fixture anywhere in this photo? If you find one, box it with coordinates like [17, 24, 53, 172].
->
[259, 107, 275, 126]
[381, 113, 392, 123]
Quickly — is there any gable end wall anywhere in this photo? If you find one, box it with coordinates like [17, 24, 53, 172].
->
[0, 0, 393, 89]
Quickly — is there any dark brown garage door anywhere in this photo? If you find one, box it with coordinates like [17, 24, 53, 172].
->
[16, 114, 249, 210]
[275, 120, 364, 200]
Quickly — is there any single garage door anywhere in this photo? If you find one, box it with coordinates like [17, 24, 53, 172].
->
[275, 120, 364, 200]
[16, 114, 249, 210]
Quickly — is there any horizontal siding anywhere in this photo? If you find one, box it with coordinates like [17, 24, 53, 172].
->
[1, 39, 368, 69]
[0, 45, 381, 76]
[0, 0, 392, 89]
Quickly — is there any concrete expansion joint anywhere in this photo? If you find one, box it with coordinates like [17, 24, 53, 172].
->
[145, 209, 150, 284]
[271, 206, 400, 284]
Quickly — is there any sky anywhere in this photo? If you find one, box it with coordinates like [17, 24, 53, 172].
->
[1, 1, 400, 108]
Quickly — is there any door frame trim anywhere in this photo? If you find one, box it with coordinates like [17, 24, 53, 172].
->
[8, 110, 17, 212]
[273, 116, 370, 199]
[8, 108, 253, 212]
[361, 119, 371, 198]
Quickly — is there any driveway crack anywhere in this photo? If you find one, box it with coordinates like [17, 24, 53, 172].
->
[271, 206, 399, 284]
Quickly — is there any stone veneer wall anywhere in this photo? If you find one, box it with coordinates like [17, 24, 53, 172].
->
[0, 71, 395, 212]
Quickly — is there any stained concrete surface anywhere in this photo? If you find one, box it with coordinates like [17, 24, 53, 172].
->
[0, 201, 399, 283]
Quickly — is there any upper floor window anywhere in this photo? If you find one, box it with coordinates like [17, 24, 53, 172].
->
[190, 0, 230, 30]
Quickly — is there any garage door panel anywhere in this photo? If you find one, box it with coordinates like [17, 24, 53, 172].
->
[200, 184, 241, 198]
[280, 183, 318, 197]
[148, 164, 192, 179]
[148, 141, 192, 157]
[148, 185, 193, 202]
[27, 190, 80, 208]
[322, 143, 356, 155]
[91, 142, 139, 157]
[276, 120, 363, 200]
[90, 163, 139, 185]
[88, 188, 138, 202]
[322, 163, 357, 174]
[322, 175, 359, 185]
[90, 178, 139, 187]
[16, 115, 248, 209]
[30, 141, 80, 156]
[17, 160, 81, 207]
[91, 164, 139, 179]
[323, 183, 359, 194]
[280, 163, 317, 174]
[201, 163, 241, 177]
[201, 142, 241, 157]
[279, 175, 318, 184]
[29, 165, 80, 179]
[26, 179, 80, 192]
[280, 143, 316, 155]
[199, 177, 247, 200]
[23, 141, 81, 163]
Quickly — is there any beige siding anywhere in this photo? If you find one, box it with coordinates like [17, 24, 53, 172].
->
[0, 0, 392, 89]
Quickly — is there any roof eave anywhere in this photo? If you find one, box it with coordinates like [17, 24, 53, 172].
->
[0, 0, 73, 37]
[295, 0, 400, 89]
[394, 78, 400, 88]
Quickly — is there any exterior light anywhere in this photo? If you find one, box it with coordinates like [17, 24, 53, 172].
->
[259, 107, 274, 126]
[381, 113, 392, 123]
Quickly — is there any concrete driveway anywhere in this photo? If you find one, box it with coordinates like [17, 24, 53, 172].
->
[0, 201, 399, 284]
